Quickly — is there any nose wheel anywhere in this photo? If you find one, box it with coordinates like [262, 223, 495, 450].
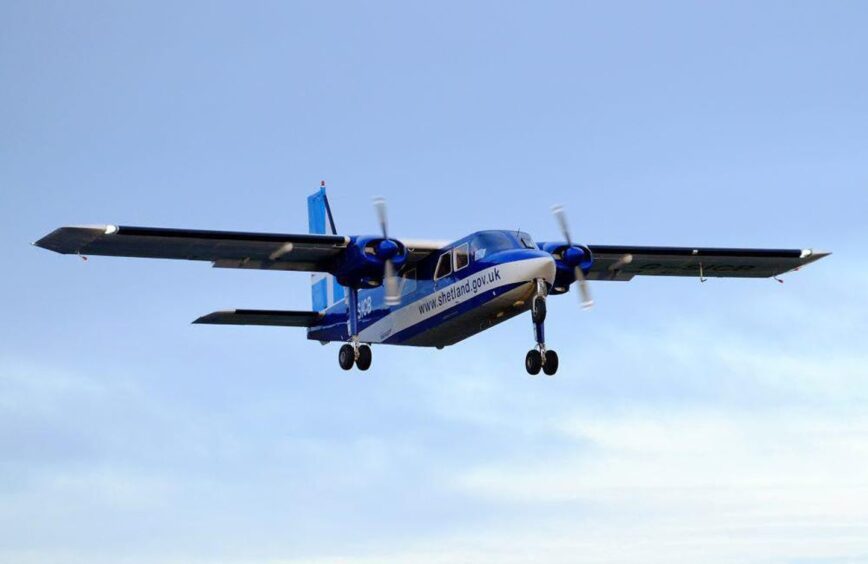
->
[526, 283, 558, 376]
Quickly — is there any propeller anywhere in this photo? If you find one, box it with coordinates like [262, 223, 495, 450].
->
[373, 197, 401, 305]
[552, 204, 594, 309]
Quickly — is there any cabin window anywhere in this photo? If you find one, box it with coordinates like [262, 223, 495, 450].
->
[401, 268, 417, 295]
[453, 243, 469, 271]
[434, 252, 452, 280]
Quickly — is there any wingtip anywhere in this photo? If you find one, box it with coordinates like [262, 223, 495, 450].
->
[803, 249, 832, 262]
[193, 310, 236, 325]
[32, 225, 114, 255]
[33, 233, 56, 252]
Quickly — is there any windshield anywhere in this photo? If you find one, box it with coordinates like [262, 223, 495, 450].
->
[470, 231, 521, 261]
[517, 232, 535, 249]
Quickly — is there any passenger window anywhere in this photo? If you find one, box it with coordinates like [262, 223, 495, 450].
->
[434, 252, 452, 280]
[453, 243, 469, 271]
[401, 268, 417, 296]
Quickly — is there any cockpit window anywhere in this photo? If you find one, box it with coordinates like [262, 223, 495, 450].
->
[471, 232, 516, 259]
[434, 252, 452, 280]
[518, 232, 535, 249]
[453, 243, 470, 271]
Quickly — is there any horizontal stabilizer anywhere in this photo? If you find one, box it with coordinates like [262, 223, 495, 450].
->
[193, 309, 322, 327]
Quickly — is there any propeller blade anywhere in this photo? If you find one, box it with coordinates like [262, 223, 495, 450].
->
[384, 259, 400, 305]
[553, 204, 593, 309]
[373, 197, 388, 239]
[552, 204, 573, 247]
[574, 266, 594, 309]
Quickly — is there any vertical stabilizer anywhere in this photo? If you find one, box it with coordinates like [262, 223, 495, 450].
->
[307, 183, 337, 236]
[307, 184, 344, 311]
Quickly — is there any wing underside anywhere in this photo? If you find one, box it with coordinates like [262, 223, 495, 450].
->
[35, 225, 350, 272]
[193, 309, 322, 327]
[35, 225, 444, 272]
[585, 245, 829, 280]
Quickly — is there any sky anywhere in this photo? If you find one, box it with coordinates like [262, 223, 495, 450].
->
[2, 1, 868, 562]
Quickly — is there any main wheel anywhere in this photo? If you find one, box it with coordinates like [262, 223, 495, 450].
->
[338, 344, 355, 370]
[531, 296, 547, 324]
[356, 344, 372, 371]
[525, 349, 542, 375]
[543, 349, 559, 376]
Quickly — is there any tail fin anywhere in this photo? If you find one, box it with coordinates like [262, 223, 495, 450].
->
[307, 185, 345, 311]
[307, 184, 337, 236]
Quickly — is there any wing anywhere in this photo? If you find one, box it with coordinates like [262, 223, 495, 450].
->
[193, 309, 322, 327]
[35, 225, 445, 272]
[585, 245, 830, 280]
[35, 225, 349, 272]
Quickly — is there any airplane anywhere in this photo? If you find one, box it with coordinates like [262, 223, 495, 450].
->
[35, 183, 829, 375]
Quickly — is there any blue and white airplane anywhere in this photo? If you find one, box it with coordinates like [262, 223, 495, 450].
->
[35, 185, 829, 375]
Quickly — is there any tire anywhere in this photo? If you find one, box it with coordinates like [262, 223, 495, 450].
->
[525, 349, 542, 375]
[543, 349, 559, 376]
[338, 344, 355, 370]
[531, 296, 547, 324]
[356, 344, 372, 371]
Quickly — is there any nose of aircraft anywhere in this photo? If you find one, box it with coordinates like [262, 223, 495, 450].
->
[523, 249, 556, 285]
[484, 248, 555, 286]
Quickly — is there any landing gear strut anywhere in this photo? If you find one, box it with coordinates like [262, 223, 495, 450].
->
[526, 279, 558, 376]
[339, 287, 373, 371]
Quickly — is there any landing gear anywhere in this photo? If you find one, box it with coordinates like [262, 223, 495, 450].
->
[339, 287, 373, 371]
[338, 342, 373, 371]
[356, 344, 372, 371]
[526, 345, 558, 376]
[525, 349, 542, 375]
[531, 295, 546, 324]
[542, 350, 558, 376]
[339, 344, 355, 370]
[526, 279, 558, 376]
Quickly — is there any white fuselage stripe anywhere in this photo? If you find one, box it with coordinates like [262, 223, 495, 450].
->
[358, 256, 554, 343]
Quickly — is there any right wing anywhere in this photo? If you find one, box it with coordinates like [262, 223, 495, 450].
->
[35, 225, 446, 272]
[35, 225, 350, 272]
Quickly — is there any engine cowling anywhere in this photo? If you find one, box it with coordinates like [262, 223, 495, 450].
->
[538, 242, 593, 294]
[334, 235, 408, 289]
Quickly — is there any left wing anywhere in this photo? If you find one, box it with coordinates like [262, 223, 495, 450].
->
[35, 225, 350, 272]
[193, 309, 322, 327]
[584, 245, 829, 280]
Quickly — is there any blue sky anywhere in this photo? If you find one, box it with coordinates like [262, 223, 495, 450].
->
[2, 1, 867, 562]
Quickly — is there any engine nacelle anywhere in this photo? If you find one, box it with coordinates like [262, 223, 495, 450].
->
[333, 235, 408, 289]
[538, 241, 593, 294]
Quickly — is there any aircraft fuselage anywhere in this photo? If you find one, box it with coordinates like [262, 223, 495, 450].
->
[308, 231, 555, 348]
